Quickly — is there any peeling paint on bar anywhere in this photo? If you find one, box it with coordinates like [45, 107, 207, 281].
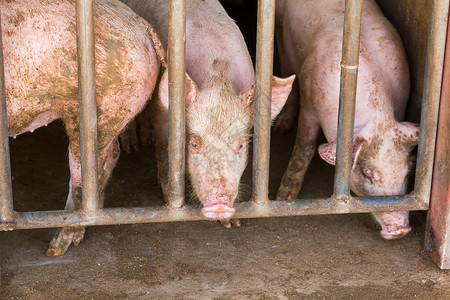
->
[11, 195, 428, 230]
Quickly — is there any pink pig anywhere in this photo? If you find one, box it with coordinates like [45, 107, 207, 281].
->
[275, 0, 420, 239]
[1, 0, 165, 255]
[120, 0, 295, 226]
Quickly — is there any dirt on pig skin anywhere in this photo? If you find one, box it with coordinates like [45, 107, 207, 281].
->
[119, 0, 295, 223]
[1, 0, 165, 256]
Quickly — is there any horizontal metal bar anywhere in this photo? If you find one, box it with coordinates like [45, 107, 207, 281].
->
[0, 10, 14, 226]
[414, 0, 449, 205]
[10, 195, 427, 230]
[333, 0, 363, 198]
[167, 0, 186, 208]
[76, 0, 99, 212]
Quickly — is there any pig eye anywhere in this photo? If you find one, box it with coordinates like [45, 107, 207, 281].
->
[362, 171, 374, 184]
[189, 138, 202, 152]
[235, 139, 246, 153]
[361, 167, 376, 184]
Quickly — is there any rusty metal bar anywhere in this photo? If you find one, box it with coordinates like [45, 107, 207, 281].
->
[333, 0, 363, 199]
[253, 0, 275, 205]
[0, 11, 14, 228]
[414, 0, 449, 205]
[76, 0, 99, 212]
[167, 0, 186, 208]
[12, 195, 427, 230]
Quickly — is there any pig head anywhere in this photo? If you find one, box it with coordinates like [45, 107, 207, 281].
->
[319, 121, 420, 238]
[157, 70, 295, 220]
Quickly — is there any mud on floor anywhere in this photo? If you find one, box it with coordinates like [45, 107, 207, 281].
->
[0, 121, 449, 299]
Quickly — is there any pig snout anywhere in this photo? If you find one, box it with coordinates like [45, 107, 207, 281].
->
[380, 225, 411, 240]
[373, 211, 411, 240]
[201, 197, 236, 220]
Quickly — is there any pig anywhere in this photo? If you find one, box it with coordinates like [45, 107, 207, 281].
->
[120, 0, 295, 226]
[275, 0, 420, 239]
[1, 0, 165, 255]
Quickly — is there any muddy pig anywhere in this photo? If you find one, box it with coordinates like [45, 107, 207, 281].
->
[120, 0, 295, 226]
[1, 0, 165, 255]
[275, 0, 420, 239]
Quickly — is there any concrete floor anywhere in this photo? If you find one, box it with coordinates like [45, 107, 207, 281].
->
[1, 1, 450, 299]
[1, 120, 449, 299]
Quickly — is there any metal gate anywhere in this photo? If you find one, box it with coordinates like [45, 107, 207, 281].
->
[0, 0, 448, 264]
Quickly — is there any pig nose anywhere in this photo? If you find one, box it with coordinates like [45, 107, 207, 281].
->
[201, 201, 235, 220]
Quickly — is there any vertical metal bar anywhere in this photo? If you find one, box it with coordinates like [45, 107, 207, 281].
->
[252, 0, 275, 205]
[76, 0, 99, 212]
[333, 0, 363, 199]
[167, 0, 186, 208]
[414, 0, 449, 205]
[0, 11, 14, 225]
[424, 9, 450, 268]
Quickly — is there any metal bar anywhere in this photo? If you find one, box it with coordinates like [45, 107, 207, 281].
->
[253, 0, 275, 205]
[0, 11, 14, 229]
[167, 0, 186, 208]
[425, 0, 450, 270]
[333, 0, 363, 199]
[11, 195, 427, 230]
[76, 0, 99, 212]
[414, 0, 450, 205]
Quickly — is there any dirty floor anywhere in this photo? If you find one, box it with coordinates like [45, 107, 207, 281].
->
[1, 1, 450, 299]
[1, 119, 449, 299]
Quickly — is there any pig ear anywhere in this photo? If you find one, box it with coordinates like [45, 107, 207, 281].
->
[395, 122, 420, 148]
[158, 69, 199, 110]
[318, 137, 367, 169]
[271, 75, 296, 119]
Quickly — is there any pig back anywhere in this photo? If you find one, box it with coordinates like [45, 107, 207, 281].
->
[2, 0, 161, 136]
[282, 0, 409, 141]
[120, 0, 255, 94]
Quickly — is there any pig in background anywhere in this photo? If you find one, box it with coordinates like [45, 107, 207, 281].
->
[120, 0, 295, 227]
[1, 0, 165, 255]
[275, 0, 420, 239]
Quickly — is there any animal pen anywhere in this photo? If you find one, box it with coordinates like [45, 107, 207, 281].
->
[0, 0, 449, 269]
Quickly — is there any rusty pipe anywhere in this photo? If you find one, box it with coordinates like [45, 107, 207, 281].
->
[253, 0, 276, 205]
[0, 10, 14, 227]
[333, 0, 363, 199]
[76, 0, 100, 212]
[10, 194, 427, 230]
[167, 0, 186, 208]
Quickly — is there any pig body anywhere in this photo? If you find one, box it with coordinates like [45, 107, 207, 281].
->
[1, 0, 164, 254]
[120, 0, 295, 224]
[276, 0, 420, 239]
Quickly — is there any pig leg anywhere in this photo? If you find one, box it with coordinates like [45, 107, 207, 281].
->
[46, 130, 120, 256]
[119, 103, 153, 153]
[120, 119, 140, 153]
[137, 103, 153, 147]
[151, 102, 170, 202]
[372, 211, 411, 239]
[276, 108, 321, 200]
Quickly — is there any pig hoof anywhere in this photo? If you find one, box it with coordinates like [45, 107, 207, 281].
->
[276, 190, 297, 201]
[46, 227, 85, 256]
[0, 222, 15, 231]
[219, 219, 241, 228]
[380, 226, 411, 240]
